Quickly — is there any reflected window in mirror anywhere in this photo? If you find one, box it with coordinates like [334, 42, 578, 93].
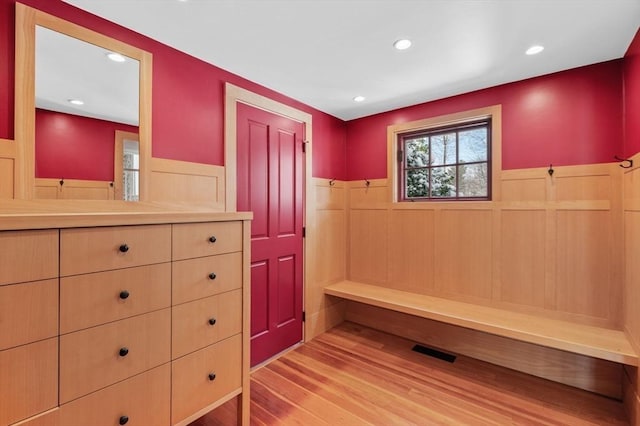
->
[123, 140, 139, 201]
[115, 131, 139, 201]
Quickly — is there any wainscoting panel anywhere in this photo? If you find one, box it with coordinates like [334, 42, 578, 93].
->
[149, 158, 224, 208]
[0, 139, 16, 199]
[345, 163, 623, 327]
[34, 178, 114, 200]
[499, 209, 547, 308]
[0, 158, 14, 199]
[306, 178, 348, 340]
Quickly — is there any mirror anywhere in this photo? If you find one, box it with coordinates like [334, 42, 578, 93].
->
[15, 3, 152, 200]
[35, 26, 140, 200]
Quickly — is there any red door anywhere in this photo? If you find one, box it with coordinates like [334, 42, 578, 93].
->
[236, 102, 304, 366]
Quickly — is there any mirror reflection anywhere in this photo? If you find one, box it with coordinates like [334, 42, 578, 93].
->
[36, 25, 139, 125]
[34, 25, 140, 199]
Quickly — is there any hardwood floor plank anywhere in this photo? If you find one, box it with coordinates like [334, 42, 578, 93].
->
[266, 361, 383, 425]
[249, 402, 280, 426]
[287, 345, 508, 425]
[253, 366, 370, 425]
[314, 333, 561, 426]
[322, 323, 626, 424]
[190, 322, 628, 425]
[310, 334, 577, 425]
[281, 352, 424, 424]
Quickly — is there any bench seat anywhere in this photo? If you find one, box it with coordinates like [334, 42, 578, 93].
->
[324, 280, 638, 366]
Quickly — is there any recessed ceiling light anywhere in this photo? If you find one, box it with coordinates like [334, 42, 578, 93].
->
[393, 39, 412, 50]
[106, 52, 126, 62]
[68, 99, 84, 106]
[526, 45, 544, 55]
[353, 96, 366, 103]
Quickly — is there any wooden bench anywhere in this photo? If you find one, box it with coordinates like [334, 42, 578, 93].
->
[324, 280, 638, 366]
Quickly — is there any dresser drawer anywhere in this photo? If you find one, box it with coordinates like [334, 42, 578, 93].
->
[172, 289, 242, 359]
[60, 263, 171, 333]
[60, 225, 171, 276]
[0, 230, 57, 286]
[59, 364, 170, 426]
[0, 338, 58, 426]
[172, 252, 242, 305]
[0, 279, 58, 350]
[172, 221, 242, 261]
[59, 309, 171, 403]
[171, 334, 242, 425]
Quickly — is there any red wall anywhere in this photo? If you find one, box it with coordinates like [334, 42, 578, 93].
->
[0, 0, 347, 180]
[35, 109, 137, 181]
[346, 61, 624, 180]
[1, 0, 634, 183]
[624, 28, 640, 157]
[313, 113, 347, 180]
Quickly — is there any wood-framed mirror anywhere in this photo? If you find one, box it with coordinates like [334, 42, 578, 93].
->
[14, 3, 152, 200]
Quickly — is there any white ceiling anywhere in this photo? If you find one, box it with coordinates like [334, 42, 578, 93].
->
[61, 0, 640, 121]
[36, 26, 140, 125]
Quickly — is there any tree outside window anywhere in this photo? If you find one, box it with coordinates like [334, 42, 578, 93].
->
[399, 119, 491, 201]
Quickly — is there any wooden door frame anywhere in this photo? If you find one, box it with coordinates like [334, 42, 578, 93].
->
[224, 83, 315, 346]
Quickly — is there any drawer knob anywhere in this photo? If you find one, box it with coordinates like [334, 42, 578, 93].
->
[208, 272, 217, 280]
[208, 236, 217, 243]
[119, 290, 130, 300]
[208, 372, 216, 381]
[119, 244, 129, 253]
[208, 317, 217, 326]
[119, 415, 129, 425]
[119, 347, 129, 357]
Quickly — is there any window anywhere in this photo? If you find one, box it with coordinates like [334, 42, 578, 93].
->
[398, 119, 491, 201]
[122, 140, 140, 202]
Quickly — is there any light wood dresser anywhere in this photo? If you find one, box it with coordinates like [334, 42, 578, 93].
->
[0, 201, 251, 426]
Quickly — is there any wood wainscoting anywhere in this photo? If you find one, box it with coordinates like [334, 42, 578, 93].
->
[0, 139, 16, 199]
[305, 178, 348, 340]
[149, 158, 225, 208]
[623, 151, 640, 421]
[335, 161, 632, 401]
[347, 162, 624, 329]
[28, 158, 225, 204]
[34, 178, 115, 200]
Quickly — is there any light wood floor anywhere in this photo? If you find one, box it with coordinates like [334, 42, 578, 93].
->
[191, 322, 629, 425]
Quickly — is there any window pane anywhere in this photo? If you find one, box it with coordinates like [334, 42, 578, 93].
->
[458, 163, 487, 197]
[431, 133, 456, 166]
[430, 166, 456, 197]
[123, 170, 139, 201]
[405, 137, 429, 167]
[406, 169, 428, 198]
[459, 128, 487, 163]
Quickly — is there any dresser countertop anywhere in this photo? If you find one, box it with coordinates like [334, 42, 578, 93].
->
[0, 200, 252, 230]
